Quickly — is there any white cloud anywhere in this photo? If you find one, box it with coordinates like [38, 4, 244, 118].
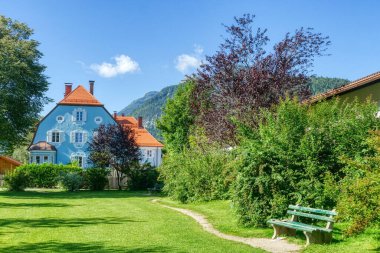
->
[175, 45, 203, 74]
[90, 55, 140, 78]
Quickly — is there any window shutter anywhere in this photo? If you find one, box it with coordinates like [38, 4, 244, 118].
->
[47, 131, 52, 142]
[72, 109, 77, 122]
[60, 131, 65, 142]
[83, 132, 88, 143]
[82, 110, 87, 122]
[70, 131, 75, 143]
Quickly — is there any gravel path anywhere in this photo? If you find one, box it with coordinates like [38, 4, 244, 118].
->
[152, 199, 302, 253]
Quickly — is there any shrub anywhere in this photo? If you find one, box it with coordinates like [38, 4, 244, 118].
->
[16, 163, 82, 188]
[60, 172, 83, 192]
[337, 132, 380, 236]
[84, 168, 109, 191]
[159, 131, 235, 203]
[233, 98, 380, 226]
[4, 170, 29, 191]
[128, 163, 159, 190]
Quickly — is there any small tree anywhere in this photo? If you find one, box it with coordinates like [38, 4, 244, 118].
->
[88, 124, 140, 190]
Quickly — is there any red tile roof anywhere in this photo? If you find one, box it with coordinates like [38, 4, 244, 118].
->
[308, 71, 380, 103]
[58, 85, 103, 105]
[116, 116, 164, 147]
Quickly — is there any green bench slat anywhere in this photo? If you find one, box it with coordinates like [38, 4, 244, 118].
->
[268, 219, 332, 233]
[268, 219, 315, 233]
[287, 210, 334, 222]
[288, 205, 337, 216]
[290, 221, 332, 233]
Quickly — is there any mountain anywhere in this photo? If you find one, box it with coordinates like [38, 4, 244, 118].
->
[120, 77, 349, 140]
[119, 85, 178, 140]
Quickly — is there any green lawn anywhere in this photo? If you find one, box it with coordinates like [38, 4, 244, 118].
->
[160, 199, 380, 253]
[0, 190, 263, 253]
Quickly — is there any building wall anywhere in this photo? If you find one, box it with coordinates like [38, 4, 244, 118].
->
[31, 104, 116, 167]
[338, 81, 380, 106]
[0, 158, 19, 174]
[31, 104, 163, 167]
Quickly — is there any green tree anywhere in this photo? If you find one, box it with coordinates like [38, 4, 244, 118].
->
[0, 16, 49, 153]
[157, 80, 195, 153]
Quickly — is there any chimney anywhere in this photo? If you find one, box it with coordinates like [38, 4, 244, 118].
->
[89, 80, 95, 95]
[113, 111, 117, 119]
[138, 116, 143, 128]
[64, 83, 72, 97]
[121, 113, 125, 117]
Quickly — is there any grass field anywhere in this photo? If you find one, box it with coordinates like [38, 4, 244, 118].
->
[160, 199, 380, 253]
[0, 190, 262, 253]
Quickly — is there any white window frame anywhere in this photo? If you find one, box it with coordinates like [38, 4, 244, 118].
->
[71, 152, 86, 168]
[94, 116, 103, 124]
[70, 130, 88, 144]
[72, 108, 86, 123]
[56, 115, 65, 123]
[47, 130, 63, 143]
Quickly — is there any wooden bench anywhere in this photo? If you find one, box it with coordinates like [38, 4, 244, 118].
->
[267, 205, 337, 246]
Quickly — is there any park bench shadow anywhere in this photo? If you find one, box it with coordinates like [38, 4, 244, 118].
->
[0, 241, 181, 253]
[0, 216, 145, 228]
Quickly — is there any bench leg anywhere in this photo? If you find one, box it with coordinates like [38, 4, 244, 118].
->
[303, 231, 332, 246]
[271, 224, 296, 239]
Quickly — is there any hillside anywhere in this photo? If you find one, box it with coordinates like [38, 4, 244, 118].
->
[120, 77, 349, 140]
[118, 85, 178, 139]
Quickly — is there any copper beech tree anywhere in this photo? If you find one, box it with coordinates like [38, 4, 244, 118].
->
[88, 124, 140, 190]
[191, 14, 330, 144]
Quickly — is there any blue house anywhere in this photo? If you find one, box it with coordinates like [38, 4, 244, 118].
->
[28, 81, 163, 167]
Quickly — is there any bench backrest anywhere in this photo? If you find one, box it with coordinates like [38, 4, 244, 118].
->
[288, 205, 337, 229]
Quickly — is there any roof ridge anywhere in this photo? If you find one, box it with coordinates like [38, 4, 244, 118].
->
[309, 71, 380, 103]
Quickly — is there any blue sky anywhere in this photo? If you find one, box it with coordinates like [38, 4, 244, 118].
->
[1, 0, 380, 114]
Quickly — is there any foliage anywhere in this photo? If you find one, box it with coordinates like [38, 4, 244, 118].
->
[157, 80, 195, 152]
[233, 98, 380, 226]
[0, 15, 50, 152]
[16, 163, 82, 188]
[309, 76, 349, 95]
[119, 85, 178, 140]
[60, 172, 83, 192]
[3, 170, 29, 191]
[127, 163, 159, 190]
[337, 132, 380, 236]
[83, 167, 110, 191]
[192, 14, 330, 144]
[88, 124, 140, 190]
[159, 130, 235, 203]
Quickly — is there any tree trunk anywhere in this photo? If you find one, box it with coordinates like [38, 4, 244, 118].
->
[116, 170, 122, 190]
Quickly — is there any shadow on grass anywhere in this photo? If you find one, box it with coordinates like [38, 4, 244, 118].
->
[0, 241, 179, 253]
[0, 202, 72, 208]
[0, 190, 163, 200]
[0, 216, 145, 228]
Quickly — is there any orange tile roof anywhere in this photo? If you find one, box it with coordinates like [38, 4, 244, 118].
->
[308, 71, 380, 103]
[0, 156, 22, 166]
[116, 116, 164, 147]
[58, 85, 103, 105]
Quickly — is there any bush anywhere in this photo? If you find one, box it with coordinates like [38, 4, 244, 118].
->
[84, 168, 109, 191]
[4, 170, 29, 191]
[337, 132, 380, 236]
[128, 163, 159, 190]
[159, 131, 235, 203]
[16, 163, 82, 188]
[60, 172, 83, 192]
[233, 98, 380, 226]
